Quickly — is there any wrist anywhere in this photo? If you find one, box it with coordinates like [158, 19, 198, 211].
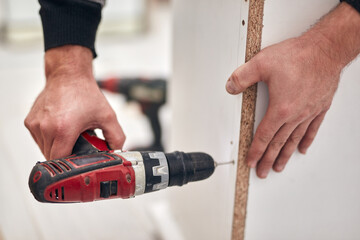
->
[301, 3, 360, 70]
[298, 30, 343, 73]
[44, 45, 94, 83]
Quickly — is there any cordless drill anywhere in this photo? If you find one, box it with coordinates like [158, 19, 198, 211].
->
[97, 77, 166, 151]
[28, 131, 216, 203]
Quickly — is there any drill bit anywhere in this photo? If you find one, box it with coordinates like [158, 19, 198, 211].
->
[214, 160, 235, 167]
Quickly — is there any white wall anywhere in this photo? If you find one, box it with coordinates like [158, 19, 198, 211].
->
[1, 0, 146, 42]
[170, 0, 248, 239]
[246, 1, 360, 239]
[171, 0, 360, 239]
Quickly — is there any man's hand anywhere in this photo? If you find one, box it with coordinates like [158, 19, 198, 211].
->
[226, 2, 360, 178]
[25, 45, 125, 160]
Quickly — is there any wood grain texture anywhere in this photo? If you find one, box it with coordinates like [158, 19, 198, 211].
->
[231, 0, 264, 239]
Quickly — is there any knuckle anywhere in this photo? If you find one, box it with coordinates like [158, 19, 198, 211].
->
[289, 134, 302, 144]
[260, 157, 274, 168]
[103, 111, 117, 123]
[276, 104, 291, 119]
[229, 73, 239, 83]
[298, 109, 312, 121]
[258, 135, 271, 144]
[39, 121, 50, 132]
[255, 130, 273, 144]
[115, 134, 126, 144]
[53, 121, 68, 137]
[248, 147, 263, 160]
[24, 118, 38, 130]
[230, 73, 246, 90]
[269, 140, 286, 151]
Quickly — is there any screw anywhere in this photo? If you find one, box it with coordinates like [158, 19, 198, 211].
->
[84, 176, 90, 186]
[126, 174, 131, 183]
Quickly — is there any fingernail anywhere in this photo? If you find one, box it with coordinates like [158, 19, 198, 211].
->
[299, 148, 307, 154]
[226, 79, 237, 94]
[259, 173, 267, 178]
[259, 171, 269, 179]
[275, 165, 284, 172]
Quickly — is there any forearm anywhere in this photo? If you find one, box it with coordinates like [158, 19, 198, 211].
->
[39, 0, 106, 57]
[301, 2, 360, 69]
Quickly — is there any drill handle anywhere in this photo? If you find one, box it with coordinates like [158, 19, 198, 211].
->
[72, 131, 111, 155]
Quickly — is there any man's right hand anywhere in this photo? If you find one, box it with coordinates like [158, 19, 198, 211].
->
[25, 45, 125, 160]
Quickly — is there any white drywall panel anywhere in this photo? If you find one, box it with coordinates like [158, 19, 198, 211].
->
[172, 0, 360, 239]
[170, 0, 248, 239]
[246, 0, 360, 239]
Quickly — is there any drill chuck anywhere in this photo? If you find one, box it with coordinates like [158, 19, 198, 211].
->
[165, 152, 215, 186]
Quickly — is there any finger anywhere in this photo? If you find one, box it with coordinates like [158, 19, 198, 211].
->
[226, 59, 261, 94]
[41, 129, 55, 160]
[298, 112, 326, 154]
[25, 119, 45, 155]
[30, 130, 46, 156]
[273, 118, 312, 172]
[100, 112, 126, 150]
[256, 122, 298, 178]
[49, 131, 79, 160]
[246, 106, 285, 168]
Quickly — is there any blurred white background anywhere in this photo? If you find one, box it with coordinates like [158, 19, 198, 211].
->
[2, 0, 360, 239]
[0, 1, 175, 239]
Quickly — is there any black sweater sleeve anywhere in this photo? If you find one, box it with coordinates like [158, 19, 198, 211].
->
[340, 0, 360, 14]
[39, 0, 104, 58]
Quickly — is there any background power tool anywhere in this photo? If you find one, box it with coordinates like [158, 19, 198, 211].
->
[29, 131, 218, 203]
[97, 77, 166, 151]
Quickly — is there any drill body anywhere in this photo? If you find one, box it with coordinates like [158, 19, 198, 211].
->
[29, 132, 215, 203]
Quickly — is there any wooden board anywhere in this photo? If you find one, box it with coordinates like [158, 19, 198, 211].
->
[232, 1, 264, 239]
[170, 0, 249, 239]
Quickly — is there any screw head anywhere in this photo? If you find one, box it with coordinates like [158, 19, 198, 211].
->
[84, 176, 90, 186]
[126, 173, 131, 183]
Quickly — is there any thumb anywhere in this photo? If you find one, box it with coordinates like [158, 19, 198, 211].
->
[100, 113, 126, 150]
[226, 60, 261, 95]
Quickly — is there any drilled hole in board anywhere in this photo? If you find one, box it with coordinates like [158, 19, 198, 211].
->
[242, 20, 245, 26]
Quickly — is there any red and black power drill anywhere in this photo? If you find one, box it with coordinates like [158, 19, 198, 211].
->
[97, 77, 166, 151]
[28, 131, 216, 203]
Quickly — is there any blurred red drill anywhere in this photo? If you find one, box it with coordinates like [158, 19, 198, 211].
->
[97, 77, 166, 151]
